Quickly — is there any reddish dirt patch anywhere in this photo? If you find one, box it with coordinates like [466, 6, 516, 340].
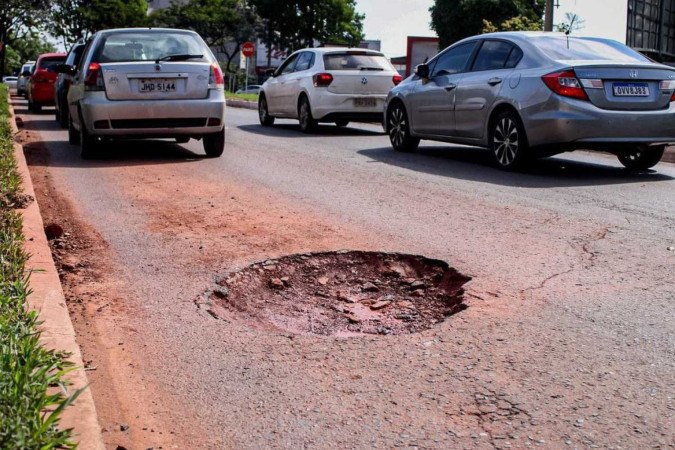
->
[205, 251, 471, 336]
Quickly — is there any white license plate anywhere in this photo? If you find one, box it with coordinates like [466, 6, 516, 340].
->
[354, 98, 377, 107]
[139, 79, 177, 93]
[613, 83, 649, 97]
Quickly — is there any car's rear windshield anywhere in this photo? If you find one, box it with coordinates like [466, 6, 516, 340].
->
[39, 58, 66, 72]
[323, 52, 394, 71]
[93, 31, 209, 63]
[533, 36, 650, 62]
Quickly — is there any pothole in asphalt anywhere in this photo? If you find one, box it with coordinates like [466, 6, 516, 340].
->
[205, 251, 471, 337]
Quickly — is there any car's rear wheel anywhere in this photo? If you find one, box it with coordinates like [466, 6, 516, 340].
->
[28, 99, 41, 113]
[175, 137, 190, 144]
[335, 120, 349, 128]
[58, 100, 69, 129]
[68, 116, 80, 145]
[618, 145, 664, 170]
[387, 102, 419, 153]
[298, 97, 316, 133]
[79, 123, 97, 159]
[258, 94, 275, 126]
[203, 128, 225, 157]
[490, 111, 529, 170]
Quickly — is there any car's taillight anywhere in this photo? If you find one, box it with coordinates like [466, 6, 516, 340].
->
[313, 73, 333, 87]
[659, 80, 675, 101]
[392, 74, 403, 86]
[84, 62, 104, 91]
[209, 63, 224, 90]
[542, 70, 588, 101]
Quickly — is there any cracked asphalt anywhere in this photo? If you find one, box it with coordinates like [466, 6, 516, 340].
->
[16, 98, 675, 449]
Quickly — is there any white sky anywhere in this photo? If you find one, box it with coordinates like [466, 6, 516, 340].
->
[356, 0, 629, 57]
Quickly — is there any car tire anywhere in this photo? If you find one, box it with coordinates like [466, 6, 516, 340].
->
[58, 101, 69, 129]
[80, 122, 97, 159]
[489, 111, 529, 170]
[258, 94, 275, 126]
[68, 116, 80, 145]
[175, 137, 190, 144]
[618, 145, 664, 170]
[298, 96, 317, 133]
[203, 128, 225, 157]
[28, 99, 41, 113]
[387, 102, 420, 153]
[55, 106, 61, 123]
[335, 120, 349, 128]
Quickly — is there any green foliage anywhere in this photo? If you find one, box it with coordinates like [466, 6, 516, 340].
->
[4, 34, 57, 75]
[0, 0, 51, 76]
[0, 84, 82, 448]
[556, 13, 585, 34]
[430, 0, 544, 47]
[482, 14, 543, 34]
[251, 0, 364, 58]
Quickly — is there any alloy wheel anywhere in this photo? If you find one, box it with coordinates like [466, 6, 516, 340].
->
[493, 117, 519, 166]
[389, 106, 407, 148]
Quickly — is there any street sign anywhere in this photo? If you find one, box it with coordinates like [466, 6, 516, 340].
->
[242, 42, 255, 58]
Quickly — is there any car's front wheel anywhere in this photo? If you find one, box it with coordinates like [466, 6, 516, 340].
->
[298, 96, 317, 133]
[618, 145, 664, 170]
[258, 94, 275, 126]
[387, 102, 419, 152]
[489, 111, 529, 170]
[203, 128, 225, 157]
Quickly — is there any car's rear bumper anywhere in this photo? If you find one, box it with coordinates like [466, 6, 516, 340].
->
[31, 83, 56, 105]
[310, 92, 386, 121]
[523, 95, 675, 149]
[80, 90, 226, 137]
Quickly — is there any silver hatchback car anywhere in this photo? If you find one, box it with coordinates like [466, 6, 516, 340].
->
[384, 32, 675, 170]
[65, 28, 226, 158]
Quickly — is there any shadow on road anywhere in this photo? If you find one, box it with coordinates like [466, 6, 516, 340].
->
[359, 145, 674, 188]
[238, 122, 384, 138]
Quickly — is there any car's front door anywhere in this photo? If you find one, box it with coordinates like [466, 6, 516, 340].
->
[265, 53, 299, 116]
[454, 40, 521, 139]
[408, 41, 478, 136]
[282, 51, 315, 118]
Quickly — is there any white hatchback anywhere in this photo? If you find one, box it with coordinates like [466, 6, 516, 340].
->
[258, 48, 402, 132]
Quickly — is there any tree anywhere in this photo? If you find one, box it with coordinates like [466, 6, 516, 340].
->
[430, 0, 544, 48]
[150, 0, 259, 80]
[482, 14, 543, 33]
[4, 32, 56, 75]
[556, 13, 584, 35]
[251, 0, 364, 65]
[0, 0, 50, 78]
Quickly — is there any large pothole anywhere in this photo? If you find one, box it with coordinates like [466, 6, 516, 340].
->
[205, 251, 471, 337]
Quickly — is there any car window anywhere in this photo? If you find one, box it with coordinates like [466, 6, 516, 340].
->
[67, 44, 86, 67]
[77, 40, 94, 73]
[533, 36, 650, 62]
[93, 31, 208, 63]
[430, 42, 477, 77]
[472, 40, 516, 71]
[323, 52, 394, 71]
[278, 54, 299, 75]
[294, 52, 315, 72]
[505, 46, 523, 69]
[39, 57, 66, 72]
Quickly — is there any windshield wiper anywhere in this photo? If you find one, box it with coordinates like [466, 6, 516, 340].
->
[359, 66, 384, 71]
[155, 54, 203, 63]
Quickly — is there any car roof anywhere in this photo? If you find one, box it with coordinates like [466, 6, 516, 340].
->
[96, 27, 201, 35]
[297, 47, 384, 55]
[37, 53, 67, 59]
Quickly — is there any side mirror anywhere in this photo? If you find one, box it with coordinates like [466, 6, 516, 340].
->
[56, 64, 76, 75]
[265, 68, 276, 77]
[21, 71, 31, 77]
[415, 64, 429, 79]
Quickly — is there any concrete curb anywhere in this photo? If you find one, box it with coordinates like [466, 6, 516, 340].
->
[227, 99, 257, 110]
[9, 100, 105, 449]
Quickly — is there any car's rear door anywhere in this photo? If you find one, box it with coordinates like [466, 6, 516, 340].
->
[454, 40, 520, 139]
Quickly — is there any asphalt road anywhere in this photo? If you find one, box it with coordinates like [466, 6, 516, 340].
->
[17, 98, 674, 449]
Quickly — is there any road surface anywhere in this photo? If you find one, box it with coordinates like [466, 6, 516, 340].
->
[16, 97, 674, 449]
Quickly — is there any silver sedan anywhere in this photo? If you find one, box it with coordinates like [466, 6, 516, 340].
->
[384, 32, 675, 170]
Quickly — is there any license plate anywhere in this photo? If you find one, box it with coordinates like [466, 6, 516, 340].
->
[613, 82, 649, 97]
[139, 79, 177, 93]
[354, 98, 377, 107]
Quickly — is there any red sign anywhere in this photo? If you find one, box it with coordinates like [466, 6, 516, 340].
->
[242, 42, 255, 58]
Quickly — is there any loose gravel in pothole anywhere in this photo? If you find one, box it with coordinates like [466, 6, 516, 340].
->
[207, 251, 471, 337]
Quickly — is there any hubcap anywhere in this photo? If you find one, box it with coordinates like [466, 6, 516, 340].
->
[259, 99, 267, 121]
[300, 102, 309, 126]
[493, 117, 519, 166]
[389, 106, 407, 147]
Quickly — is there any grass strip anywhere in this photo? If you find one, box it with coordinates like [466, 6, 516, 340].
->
[0, 84, 81, 449]
[225, 91, 259, 102]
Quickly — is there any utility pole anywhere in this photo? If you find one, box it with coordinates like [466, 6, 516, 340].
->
[544, 0, 554, 31]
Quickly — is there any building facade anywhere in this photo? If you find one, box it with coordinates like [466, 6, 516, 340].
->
[627, 0, 675, 62]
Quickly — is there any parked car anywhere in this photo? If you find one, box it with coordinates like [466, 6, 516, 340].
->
[235, 84, 261, 95]
[258, 48, 402, 132]
[26, 53, 67, 112]
[16, 61, 35, 96]
[3, 76, 18, 93]
[54, 42, 86, 128]
[65, 27, 226, 159]
[384, 31, 675, 170]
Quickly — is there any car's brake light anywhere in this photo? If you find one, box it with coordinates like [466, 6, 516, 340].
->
[313, 73, 333, 87]
[209, 63, 224, 90]
[542, 70, 588, 101]
[84, 62, 104, 91]
[392, 74, 403, 86]
[659, 80, 675, 101]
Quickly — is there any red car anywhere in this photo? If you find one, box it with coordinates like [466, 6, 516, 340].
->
[27, 53, 67, 112]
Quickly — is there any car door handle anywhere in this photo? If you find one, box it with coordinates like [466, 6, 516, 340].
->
[488, 77, 502, 86]
[444, 83, 457, 92]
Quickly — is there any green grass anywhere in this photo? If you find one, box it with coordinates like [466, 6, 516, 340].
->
[0, 84, 81, 449]
[225, 91, 259, 102]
